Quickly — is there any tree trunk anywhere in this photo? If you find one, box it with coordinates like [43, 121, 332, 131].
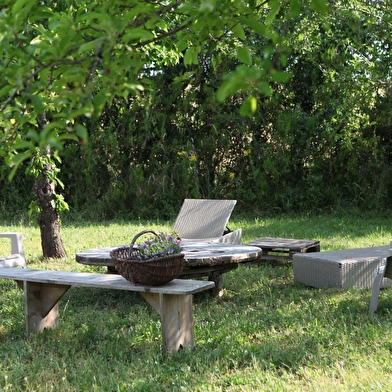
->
[33, 169, 67, 259]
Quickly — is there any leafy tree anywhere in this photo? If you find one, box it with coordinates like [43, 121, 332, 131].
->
[0, 0, 329, 255]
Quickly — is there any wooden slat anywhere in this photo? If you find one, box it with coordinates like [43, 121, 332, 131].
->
[0, 268, 214, 295]
[246, 237, 320, 252]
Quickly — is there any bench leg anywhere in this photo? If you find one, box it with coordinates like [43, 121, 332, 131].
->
[161, 293, 194, 354]
[369, 266, 385, 317]
[141, 292, 194, 354]
[24, 282, 70, 336]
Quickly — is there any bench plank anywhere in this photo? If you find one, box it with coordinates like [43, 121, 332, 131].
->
[0, 268, 214, 294]
[0, 269, 214, 354]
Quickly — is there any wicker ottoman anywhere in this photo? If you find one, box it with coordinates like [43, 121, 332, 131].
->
[293, 245, 391, 289]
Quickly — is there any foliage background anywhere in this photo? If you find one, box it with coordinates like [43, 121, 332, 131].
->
[1, 1, 392, 220]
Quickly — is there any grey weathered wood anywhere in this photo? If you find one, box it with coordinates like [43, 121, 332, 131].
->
[160, 293, 194, 353]
[75, 242, 262, 297]
[0, 268, 214, 354]
[76, 243, 262, 268]
[0, 268, 213, 294]
[24, 281, 69, 335]
[246, 237, 320, 262]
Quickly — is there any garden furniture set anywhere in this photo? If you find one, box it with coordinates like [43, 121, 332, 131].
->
[1, 199, 392, 354]
[76, 242, 262, 297]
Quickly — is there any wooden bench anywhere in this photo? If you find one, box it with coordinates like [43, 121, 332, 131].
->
[0, 268, 214, 354]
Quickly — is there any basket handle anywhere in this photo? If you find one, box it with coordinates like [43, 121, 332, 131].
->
[129, 230, 159, 256]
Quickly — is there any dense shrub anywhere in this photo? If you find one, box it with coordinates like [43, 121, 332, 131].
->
[2, 2, 391, 220]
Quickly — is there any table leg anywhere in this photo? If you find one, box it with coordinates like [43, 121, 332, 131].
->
[208, 271, 223, 297]
[141, 292, 195, 354]
[24, 281, 70, 336]
[209, 264, 239, 297]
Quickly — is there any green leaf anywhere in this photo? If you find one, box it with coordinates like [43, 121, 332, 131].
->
[26, 130, 40, 143]
[6, 150, 32, 180]
[11, 140, 34, 150]
[46, 136, 64, 150]
[217, 71, 249, 102]
[184, 47, 199, 66]
[237, 46, 252, 66]
[199, 0, 216, 13]
[12, 0, 32, 16]
[31, 95, 44, 115]
[289, 0, 301, 16]
[259, 82, 273, 96]
[240, 95, 257, 117]
[75, 124, 88, 143]
[239, 17, 267, 36]
[94, 89, 112, 115]
[247, 0, 256, 11]
[266, 4, 280, 25]
[270, 71, 292, 83]
[78, 38, 105, 54]
[59, 134, 79, 143]
[311, 0, 328, 13]
[0, 84, 14, 99]
[123, 29, 154, 43]
[232, 24, 246, 40]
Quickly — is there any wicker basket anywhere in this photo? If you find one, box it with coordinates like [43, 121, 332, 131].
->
[110, 230, 184, 286]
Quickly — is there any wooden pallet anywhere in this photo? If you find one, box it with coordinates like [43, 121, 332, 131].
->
[246, 237, 320, 262]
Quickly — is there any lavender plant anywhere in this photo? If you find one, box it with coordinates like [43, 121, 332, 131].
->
[137, 232, 181, 261]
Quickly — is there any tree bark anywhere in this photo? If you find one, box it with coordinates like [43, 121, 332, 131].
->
[33, 169, 67, 259]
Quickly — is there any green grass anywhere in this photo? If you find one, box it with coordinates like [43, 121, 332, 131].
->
[1, 212, 392, 391]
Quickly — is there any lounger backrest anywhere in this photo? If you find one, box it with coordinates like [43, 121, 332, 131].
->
[172, 199, 237, 240]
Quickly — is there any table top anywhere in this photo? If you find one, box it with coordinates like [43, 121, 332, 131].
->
[246, 237, 320, 250]
[76, 242, 262, 268]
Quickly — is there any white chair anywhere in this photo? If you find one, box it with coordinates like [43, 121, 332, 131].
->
[172, 199, 242, 244]
[0, 232, 27, 268]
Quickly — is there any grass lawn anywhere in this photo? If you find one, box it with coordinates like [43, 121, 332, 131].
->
[1, 212, 392, 391]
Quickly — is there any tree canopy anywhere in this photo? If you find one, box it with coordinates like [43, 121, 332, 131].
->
[2, 0, 392, 222]
[0, 0, 329, 175]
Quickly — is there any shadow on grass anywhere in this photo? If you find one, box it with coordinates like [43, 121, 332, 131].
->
[2, 258, 392, 391]
[185, 262, 385, 377]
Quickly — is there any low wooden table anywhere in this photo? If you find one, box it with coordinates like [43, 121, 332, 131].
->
[76, 242, 262, 297]
[246, 237, 320, 262]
